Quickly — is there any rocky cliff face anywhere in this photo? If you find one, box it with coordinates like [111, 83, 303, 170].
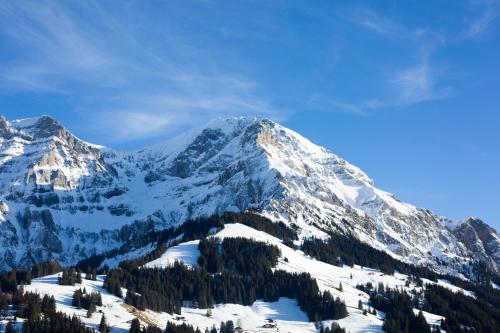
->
[0, 115, 498, 277]
[0, 116, 122, 270]
[449, 218, 500, 271]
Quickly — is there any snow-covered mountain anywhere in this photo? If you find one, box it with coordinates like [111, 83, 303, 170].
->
[0, 115, 498, 276]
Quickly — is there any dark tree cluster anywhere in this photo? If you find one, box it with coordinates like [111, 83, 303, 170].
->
[164, 322, 201, 333]
[72, 288, 102, 317]
[59, 268, 82, 286]
[368, 286, 430, 333]
[197, 237, 280, 275]
[0, 291, 9, 317]
[439, 274, 500, 312]
[424, 284, 500, 333]
[0, 269, 38, 320]
[221, 212, 298, 245]
[301, 231, 440, 279]
[218, 320, 234, 333]
[76, 212, 294, 273]
[23, 311, 96, 333]
[303, 227, 500, 290]
[469, 260, 500, 286]
[106, 238, 348, 322]
[217, 237, 280, 275]
[119, 244, 167, 272]
[11, 292, 55, 320]
[303, 227, 500, 332]
[129, 319, 240, 333]
[31, 260, 62, 278]
[0, 281, 93, 333]
[318, 322, 346, 333]
[103, 268, 123, 298]
[12, 292, 56, 320]
[84, 268, 98, 281]
[77, 214, 227, 272]
[197, 238, 224, 274]
[1, 269, 32, 293]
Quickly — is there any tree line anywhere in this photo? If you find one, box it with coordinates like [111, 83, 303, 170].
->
[129, 319, 254, 333]
[59, 268, 82, 286]
[105, 236, 348, 322]
[72, 288, 103, 318]
[366, 285, 431, 333]
[76, 212, 297, 273]
[301, 230, 439, 279]
[423, 283, 500, 333]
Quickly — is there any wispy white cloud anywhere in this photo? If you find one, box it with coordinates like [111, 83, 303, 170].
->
[356, 9, 433, 41]
[307, 95, 367, 115]
[391, 60, 452, 105]
[308, 58, 452, 115]
[312, 7, 454, 114]
[465, 4, 498, 38]
[92, 89, 279, 141]
[0, 1, 282, 142]
[0, 1, 111, 90]
[95, 111, 181, 142]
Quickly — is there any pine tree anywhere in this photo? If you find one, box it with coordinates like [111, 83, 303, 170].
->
[130, 318, 141, 333]
[76, 269, 82, 284]
[5, 321, 14, 333]
[99, 314, 108, 333]
[225, 321, 234, 333]
[41, 294, 56, 315]
[86, 307, 93, 318]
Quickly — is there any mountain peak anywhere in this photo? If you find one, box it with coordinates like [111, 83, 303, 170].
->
[0, 116, 8, 133]
[204, 115, 266, 127]
[0, 114, 498, 277]
[4, 115, 64, 139]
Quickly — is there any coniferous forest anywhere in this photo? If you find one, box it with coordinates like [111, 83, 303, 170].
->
[0, 213, 499, 333]
[302, 230, 439, 280]
[128, 319, 242, 333]
[367, 286, 431, 333]
[0, 280, 92, 333]
[106, 236, 348, 322]
[423, 284, 500, 333]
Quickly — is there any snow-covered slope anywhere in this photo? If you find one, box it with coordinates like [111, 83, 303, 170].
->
[23, 222, 476, 333]
[0, 115, 498, 276]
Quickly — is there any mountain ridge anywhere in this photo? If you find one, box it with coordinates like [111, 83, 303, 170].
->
[0, 114, 498, 277]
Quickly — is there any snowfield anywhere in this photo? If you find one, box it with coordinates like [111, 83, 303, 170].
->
[21, 223, 477, 333]
[144, 240, 200, 269]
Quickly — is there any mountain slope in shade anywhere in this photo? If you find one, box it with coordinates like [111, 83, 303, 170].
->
[0, 115, 498, 277]
[448, 218, 500, 271]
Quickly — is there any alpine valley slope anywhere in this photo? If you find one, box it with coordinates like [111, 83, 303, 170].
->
[0, 115, 498, 276]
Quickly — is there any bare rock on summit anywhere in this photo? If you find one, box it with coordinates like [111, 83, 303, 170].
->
[451, 217, 500, 271]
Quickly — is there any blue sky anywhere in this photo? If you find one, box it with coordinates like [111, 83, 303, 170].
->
[0, 1, 499, 228]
